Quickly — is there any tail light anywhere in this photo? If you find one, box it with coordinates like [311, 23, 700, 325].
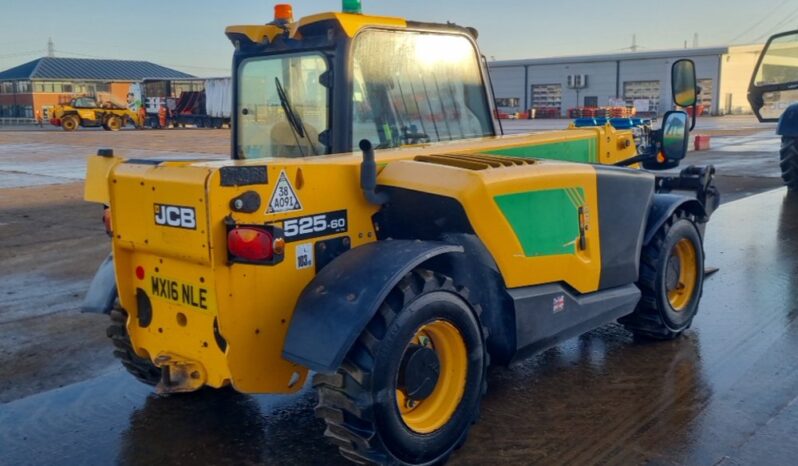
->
[228, 226, 284, 264]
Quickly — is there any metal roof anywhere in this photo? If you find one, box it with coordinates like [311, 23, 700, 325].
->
[489, 46, 734, 68]
[0, 57, 194, 81]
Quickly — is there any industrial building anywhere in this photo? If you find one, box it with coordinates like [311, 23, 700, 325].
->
[0, 57, 193, 120]
[488, 44, 764, 117]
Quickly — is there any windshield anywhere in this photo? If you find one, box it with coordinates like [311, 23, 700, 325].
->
[352, 30, 493, 149]
[237, 53, 328, 159]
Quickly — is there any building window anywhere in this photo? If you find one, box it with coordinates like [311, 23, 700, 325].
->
[624, 80, 661, 115]
[531, 83, 562, 113]
[0, 81, 13, 94]
[584, 96, 598, 107]
[495, 97, 520, 108]
[15, 81, 31, 93]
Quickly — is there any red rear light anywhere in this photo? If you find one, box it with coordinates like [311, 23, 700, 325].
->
[228, 227, 274, 261]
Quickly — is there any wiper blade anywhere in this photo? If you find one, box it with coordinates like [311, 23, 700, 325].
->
[275, 77, 317, 156]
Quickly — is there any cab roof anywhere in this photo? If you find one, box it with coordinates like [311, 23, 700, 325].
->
[225, 11, 475, 47]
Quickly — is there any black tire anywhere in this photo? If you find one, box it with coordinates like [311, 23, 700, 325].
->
[781, 136, 798, 191]
[314, 269, 488, 465]
[621, 211, 704, 339]
[107, 307, 161, 386]
[61, 115, 79, 131]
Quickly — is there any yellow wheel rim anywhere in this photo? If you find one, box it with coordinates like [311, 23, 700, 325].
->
[396, 320, 468, 434]
[667, 238, 698, 311]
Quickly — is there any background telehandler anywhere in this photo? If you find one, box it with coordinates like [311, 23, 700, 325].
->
[748, 29, 798, 193]
[50, 96, 141, 131]
[82, 2, 718, 464]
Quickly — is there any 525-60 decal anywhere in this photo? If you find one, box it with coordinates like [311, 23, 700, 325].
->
[281, 210, 347, 242]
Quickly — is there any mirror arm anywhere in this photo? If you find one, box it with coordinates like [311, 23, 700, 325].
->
[614, 137, 660, 167]
[614, 153, 652, 167]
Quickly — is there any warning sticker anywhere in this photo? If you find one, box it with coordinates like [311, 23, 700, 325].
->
[296, 243, 314, 270]
[267, 170, 303, 213]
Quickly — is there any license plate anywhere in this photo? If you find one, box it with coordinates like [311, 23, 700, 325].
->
[149, 275, 215, 312]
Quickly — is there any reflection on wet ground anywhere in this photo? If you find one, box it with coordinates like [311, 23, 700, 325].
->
[1, 189, 797, 465]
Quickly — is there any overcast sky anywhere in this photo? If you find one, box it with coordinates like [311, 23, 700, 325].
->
[1, 0, 796, 76]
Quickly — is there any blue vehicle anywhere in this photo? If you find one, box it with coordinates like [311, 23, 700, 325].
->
[748, 30, 798, 191]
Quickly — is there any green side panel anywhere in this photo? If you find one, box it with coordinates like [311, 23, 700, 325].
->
[483, 138, 597, 163]
[494, 188, 583, 257]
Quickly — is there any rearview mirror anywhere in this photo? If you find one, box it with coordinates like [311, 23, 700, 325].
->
[661, 111, 689, 161]
[672, 59, 697, 108]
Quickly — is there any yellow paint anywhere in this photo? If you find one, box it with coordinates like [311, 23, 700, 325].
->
[97, 111, 639, 394]
[84, 154, 123, 204]
[668, 238, 698, 311]
[225, 24, 292, 45]
[377, 157, 603, 292]
[298, 12, 406, 37]
[397, 320, 468, 434]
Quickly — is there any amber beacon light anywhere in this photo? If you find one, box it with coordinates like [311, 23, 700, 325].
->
[274, 4, 294, 23]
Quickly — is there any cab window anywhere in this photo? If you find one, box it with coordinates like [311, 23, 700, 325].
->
[351, 29, 493, 149]
[237, 53, 329, 159]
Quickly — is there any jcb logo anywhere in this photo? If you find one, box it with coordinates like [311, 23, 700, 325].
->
[154, 204, 196, 230]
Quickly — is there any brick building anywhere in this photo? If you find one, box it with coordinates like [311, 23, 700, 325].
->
[0, 57, 193, 120]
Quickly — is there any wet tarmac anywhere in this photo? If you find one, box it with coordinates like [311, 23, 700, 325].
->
[1, 188, 797, 465]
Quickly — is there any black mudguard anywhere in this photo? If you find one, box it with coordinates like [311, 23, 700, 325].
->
[643, 194, 706, 245]
[777, 103, 798, 137]
[282, 240, 463, 374]
[81, 254, 117, 314]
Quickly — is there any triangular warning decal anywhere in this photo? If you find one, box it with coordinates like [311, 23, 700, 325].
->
[267, 170, 303, 213]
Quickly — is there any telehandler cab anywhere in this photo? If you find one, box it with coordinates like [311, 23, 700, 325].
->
[747, 29, 798, 193]
[83, 2, 719, 464]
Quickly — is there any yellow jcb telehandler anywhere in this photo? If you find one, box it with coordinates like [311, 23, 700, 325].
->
[82, 2, 718, 464]
[50, 96, 141, 131]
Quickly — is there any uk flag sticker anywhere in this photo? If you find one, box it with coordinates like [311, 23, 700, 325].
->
[553, 295, 566, 314]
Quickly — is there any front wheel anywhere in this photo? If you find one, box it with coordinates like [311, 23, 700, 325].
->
[781, 136, 798, 191]
[621, 211, 705, 339]
[314, 269, 488, 465]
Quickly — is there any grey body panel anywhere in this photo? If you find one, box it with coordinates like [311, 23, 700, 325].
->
[510, 283, 641, 361]
[282, 240, 463, 373]
[594, 166, 655, 289]
[81, 254, 117, 314]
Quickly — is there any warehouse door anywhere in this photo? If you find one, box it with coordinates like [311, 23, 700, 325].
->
[698, 78, 713, 115]
[531, 84, 562, 117]
[623, 80, 660, 116]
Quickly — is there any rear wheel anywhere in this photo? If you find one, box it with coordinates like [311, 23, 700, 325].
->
[621, 211, 704, 339]
[314, 269, 488, 465]
[106, 115, 123, 131]
[781, 136, 798, 191]
[107, 307, 160, 385]
[61, 115, 79, 131]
